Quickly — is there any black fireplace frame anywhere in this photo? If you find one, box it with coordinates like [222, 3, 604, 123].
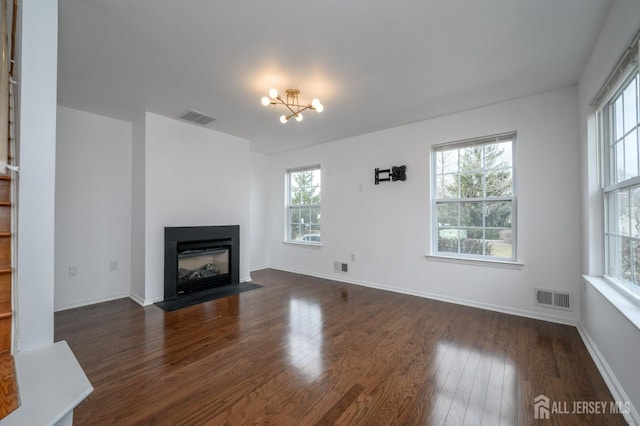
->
[164, 225, 240, 301]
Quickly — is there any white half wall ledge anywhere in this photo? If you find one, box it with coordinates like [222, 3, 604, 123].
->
[1, 341, 93, 426]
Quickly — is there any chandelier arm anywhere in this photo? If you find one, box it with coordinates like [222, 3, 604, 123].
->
[284, 104, 299, 115]
[275, 96, 299, 115]
[296, 104, 313, 114]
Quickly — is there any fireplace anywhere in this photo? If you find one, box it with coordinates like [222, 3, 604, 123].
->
[164, 225, 239, 300]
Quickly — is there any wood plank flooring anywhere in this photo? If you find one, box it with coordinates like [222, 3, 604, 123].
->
[54, 269, 627, 425]
[0, 351, 18, 419]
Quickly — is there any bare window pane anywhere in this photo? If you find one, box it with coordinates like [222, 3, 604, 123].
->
[460, 230, 486, 255]
[623, 77, 638, 134]
[459, 146, 483, 173]
[435, 150, 459, 175]
[486, 142, 512, 169]
[484, 143, 510, 169]
[486, 202, 512, 228]
[621, 237, 632, 282]
[615, 142, 625, 183]
[459, 172, 483, 198]
[438, 230, 459, 253]
[310, 207, 321, 225]
[460, 202, 483, 227]
[490, 233, 512, 259]
[615, 95, 624, 141]
[624, 129, 638, 180]
[310, 186, 321, 204]
[607, 191, 620, 235]
[634, 241, 640, 285]
[617, 190, 630, 237]
[437, 202, 458, 227]
[443, 150, 458, 174]
[290, 224, 301, 241]
[436, 174, 456, 198]
[485, 168, 512, 197]
[290, 207, 300, 224]
[311, 169, 321, 186]
[632, 186, 640, 239]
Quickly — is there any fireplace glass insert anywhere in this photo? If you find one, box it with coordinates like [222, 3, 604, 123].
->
[176, 240, 231, 294]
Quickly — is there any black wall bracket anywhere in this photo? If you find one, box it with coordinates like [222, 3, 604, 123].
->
[375, 165, 407, 185]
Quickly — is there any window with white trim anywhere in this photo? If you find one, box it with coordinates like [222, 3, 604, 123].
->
[286, 165, 321, 243]
[431, 133, 516, 261]
[599, 61, 640, 293]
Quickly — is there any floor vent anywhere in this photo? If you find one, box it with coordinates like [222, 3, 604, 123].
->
[534, 288, 573, 311]
[177, 109, 216, 126]
[334, 261, 348, 273]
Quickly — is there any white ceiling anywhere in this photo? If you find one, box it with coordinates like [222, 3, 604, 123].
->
[57, 0, 612, 154]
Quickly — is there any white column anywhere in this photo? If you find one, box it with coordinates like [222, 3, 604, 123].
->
[15, 0, 58, 351]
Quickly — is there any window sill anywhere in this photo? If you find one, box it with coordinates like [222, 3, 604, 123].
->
[282, 240, 322, 248]
[425, 254, 524, 270]
[583, 275, 640, 330]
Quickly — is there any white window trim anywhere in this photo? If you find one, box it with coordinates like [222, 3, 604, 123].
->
[430, 132, 518, 263]
[285, 164, 322, 245]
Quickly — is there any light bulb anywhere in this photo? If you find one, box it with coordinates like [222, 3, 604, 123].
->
[295, 113, 303, 122]
[280, 115, 288, 124]
[261, 96, 271, 106]
[269, 88, 278, 99]
[315, 103, 324, 113]
[311, 98, 321, 108]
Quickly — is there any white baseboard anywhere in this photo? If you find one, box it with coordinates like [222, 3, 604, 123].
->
[269, 265, 577, 326]
[54, 293, 130, 312]
[577, 323, 639, 425]
[128, 292, 146, 307]
[250, 265, 268, 272]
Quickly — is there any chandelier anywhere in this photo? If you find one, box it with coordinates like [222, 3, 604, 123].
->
[261, 88, 324, 124]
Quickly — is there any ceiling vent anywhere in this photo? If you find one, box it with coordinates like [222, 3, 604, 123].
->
[177, 109, 216, 126]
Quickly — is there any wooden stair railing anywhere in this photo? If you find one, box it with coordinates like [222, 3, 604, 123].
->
[0, 174, 11, 353]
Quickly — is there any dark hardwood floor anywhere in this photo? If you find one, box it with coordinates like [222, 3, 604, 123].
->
[54, 269, 626, 425]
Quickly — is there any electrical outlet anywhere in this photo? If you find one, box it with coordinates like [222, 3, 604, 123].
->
[68, 266, 77, 277]
[109, 261, 118, 272]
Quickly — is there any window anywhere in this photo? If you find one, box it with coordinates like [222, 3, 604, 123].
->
[432, 133, 516, 261]
[286, 165, 321, 243]
[601, 70, 640, 294]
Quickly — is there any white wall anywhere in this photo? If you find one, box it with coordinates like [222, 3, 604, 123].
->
[14, 0, 58, 352]
[55, 106, 132, 310]
[266, 86, 581, 324]
[143, 113, 251, 303]
[250, 152, 269, 271]
[130, 113, 146, 303]
[578, 0, 640, 421]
